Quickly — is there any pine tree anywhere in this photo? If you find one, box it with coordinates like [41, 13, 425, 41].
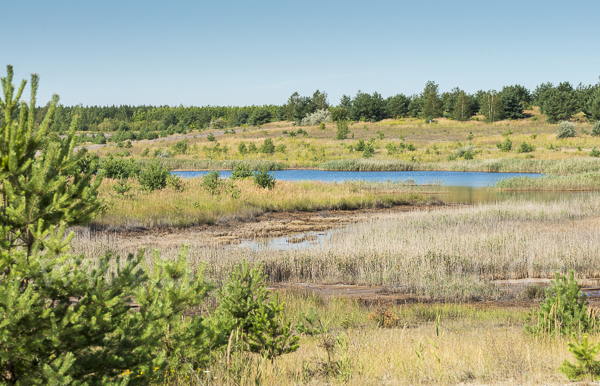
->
[559, 334, 600, 381]
[526, 270, 597, 336]
[0, 66, 213, 384]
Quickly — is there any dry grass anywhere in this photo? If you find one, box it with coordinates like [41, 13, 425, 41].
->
[156, 292, 581, 385]
[73, 196, 600, 300]
[95, 178, 434, 229]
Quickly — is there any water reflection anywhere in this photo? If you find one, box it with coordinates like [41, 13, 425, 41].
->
[436, 186, 596, 204]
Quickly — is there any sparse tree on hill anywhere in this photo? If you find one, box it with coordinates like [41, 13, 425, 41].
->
[480, 90, 504, 123]
[452, 91, 472, 121]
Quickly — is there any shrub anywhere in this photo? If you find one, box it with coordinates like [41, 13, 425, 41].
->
[231, 164, 253, 180]
[517, 142, 535, 153]
[247, 143, 258, 153]
[496, 137, 512, 152]
[260, 138, 275, 154]
[559, 334, 600, 381]
[101, 155, 141, 179]
[449, 145, 476, 161]
[207, 133, 216, 141]
[362, 143, 374, 158]
[166, 174, 185, 192]
[406, 142, 416, 151]
[591, 147, 600, 157]
[557, 121, 576, 138]
[253, 169, 276, 189]
[141, 148, 150, 157]
[318, 122, 326, 130]
[330, 106, 348, 122]
[237, 142, 248, 156]
[592, 121, 600, 137]
[524, 285, 545, 299]
[466, 131, 474, 140]
[301, 109, 331, 126]
[213, 262, 298, 361]
[138, 160, 171, 191]
[368, 303, 400, 328]
[355, 139, 365, 152]
[172, 138, 189, 154]
[275, 144, 286, 153]
[336, 120, 350, 140]
[201, 170, 222, 195]
[209, 117, 227, 131]
[526, 271, 599, 336]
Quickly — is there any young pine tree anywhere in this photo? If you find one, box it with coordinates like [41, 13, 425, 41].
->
[0, 66, 213, 385]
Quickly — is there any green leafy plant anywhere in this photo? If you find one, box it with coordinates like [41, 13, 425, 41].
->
[238, 142, 248, 155]
[559, 334, 600, 381]
[260, 138, 275, 154]
[0, 65, 214, 385]
[557, 121, 576, 138]
[172, 138, 189, 154]
[496, 137, 513, 152]
[166, 174, 185, 192]
[526, 271, 598, 336]
[138, 160, 170, 191]
[592, 121, 600, 137]
[517, 141, 535, 153]
[201, 170, 223, 195]
[101, 155, 141, 179]
[112, 179, 133, 198]
[335, 120, 350, 140]
[231, 163, 253, 180]
[466, 131, 474, 140]
[207, 133, 216, 141]
[590, 147, 600, 157]
[253, 169, 276, 189]
[213, 262, 298, 362]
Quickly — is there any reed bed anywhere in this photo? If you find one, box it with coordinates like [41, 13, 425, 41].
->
[95, 178, 432, 229]
[74, 196, 600, 300]
[495, 171, 600, 190]
[319, 157, 600, 175]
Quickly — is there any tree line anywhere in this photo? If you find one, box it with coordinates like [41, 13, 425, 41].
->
[17, 79, 600, 137]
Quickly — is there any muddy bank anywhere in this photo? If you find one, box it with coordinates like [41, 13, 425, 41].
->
[80, 203, 453, 249]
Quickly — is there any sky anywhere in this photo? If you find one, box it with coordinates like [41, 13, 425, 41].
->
[3, 0, 600, 107]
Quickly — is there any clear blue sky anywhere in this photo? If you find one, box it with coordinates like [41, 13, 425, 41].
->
[4, 0, 599, 107]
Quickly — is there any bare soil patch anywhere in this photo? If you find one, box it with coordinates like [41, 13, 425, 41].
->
[84, 203, 454, 249]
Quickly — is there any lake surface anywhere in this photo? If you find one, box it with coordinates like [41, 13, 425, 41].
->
[173, 170, 542, 188]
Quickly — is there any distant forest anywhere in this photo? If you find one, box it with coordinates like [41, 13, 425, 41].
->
[23, 80, 600, 144]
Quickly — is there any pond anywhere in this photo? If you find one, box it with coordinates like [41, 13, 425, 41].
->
[173, 169, 542, 188]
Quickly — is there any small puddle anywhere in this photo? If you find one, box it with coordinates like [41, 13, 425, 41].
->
[236, 230, 335, 251]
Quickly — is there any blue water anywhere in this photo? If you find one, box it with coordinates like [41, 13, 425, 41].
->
[172, 170, 543, 188]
